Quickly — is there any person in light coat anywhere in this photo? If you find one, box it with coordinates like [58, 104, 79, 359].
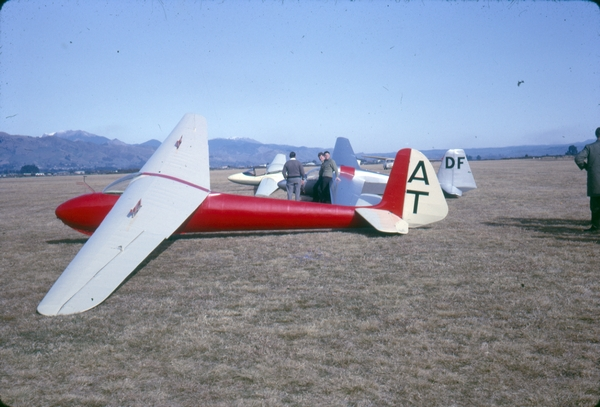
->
[575, 127, 600, 232]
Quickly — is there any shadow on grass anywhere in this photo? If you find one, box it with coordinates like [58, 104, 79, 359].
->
[42, 227, 407, 312]
[46, 227, 412, 248]
[46, 238, 89, 245]
[485, 217, 600, 243]
[115, 239, 177, 290]
[170, 227, 406, 240]
[45, 230, 345, 245]
[170, 229, 330, 240]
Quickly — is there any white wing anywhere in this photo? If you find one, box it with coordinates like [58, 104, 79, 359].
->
[331, 167, 388, 207]
[331, 168, 364, 206]
[38, 114, 210, 316]
[255, 173, 285, 197]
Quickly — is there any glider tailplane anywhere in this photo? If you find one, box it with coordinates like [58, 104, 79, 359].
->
[373, 148, 448, 230]
[255, 176, 280, 197]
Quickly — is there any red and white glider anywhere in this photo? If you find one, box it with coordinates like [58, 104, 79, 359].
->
[38, 114, 448, 316]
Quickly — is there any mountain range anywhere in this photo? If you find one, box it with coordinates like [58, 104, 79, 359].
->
[0, 129, 592, 173]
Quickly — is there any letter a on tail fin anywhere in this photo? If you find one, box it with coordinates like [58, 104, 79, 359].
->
[437, 149, 477, 197]
[375, 148, 448, 229]
[38, 114, 211, 316]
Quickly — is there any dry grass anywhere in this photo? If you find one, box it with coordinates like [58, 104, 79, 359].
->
[1, 158, 599, 406]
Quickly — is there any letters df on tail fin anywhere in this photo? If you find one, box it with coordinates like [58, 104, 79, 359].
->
[437, 149, 477, 197]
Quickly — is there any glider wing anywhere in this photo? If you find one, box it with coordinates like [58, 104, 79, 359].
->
[38, 114, 210, 316]
[331, 166, 364, 206]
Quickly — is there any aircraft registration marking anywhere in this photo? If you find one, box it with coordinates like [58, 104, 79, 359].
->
[406, 190, 430, 214]
[407, 161, 430, 185]
[128, 199, 142, 218]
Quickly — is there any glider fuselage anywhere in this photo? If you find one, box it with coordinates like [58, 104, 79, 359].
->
[226, 172, 268, 186]
[56, 192, 368, 236]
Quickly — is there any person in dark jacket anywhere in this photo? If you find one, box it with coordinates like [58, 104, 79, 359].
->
[312, 152, 325, 202]
[575, 127, 600, 232]
[319, 150, 340, 203]
[282, 151, 306, 201]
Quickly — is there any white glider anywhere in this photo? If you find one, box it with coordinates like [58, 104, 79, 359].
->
[227, 154, 286, 197]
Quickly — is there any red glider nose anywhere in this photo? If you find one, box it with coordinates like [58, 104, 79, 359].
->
[55, 193, 118, 235]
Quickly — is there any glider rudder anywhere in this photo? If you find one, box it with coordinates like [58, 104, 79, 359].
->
[437, 149, 477, 198]
[376, 148, 448, 228]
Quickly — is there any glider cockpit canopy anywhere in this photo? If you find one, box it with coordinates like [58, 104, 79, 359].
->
[102, 172, 140, 195]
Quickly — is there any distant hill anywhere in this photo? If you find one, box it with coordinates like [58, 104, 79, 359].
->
[207, 138, 324, 168]
[43, 129, 126, 146]
[0, 129, 592, 173]
[369, 141, 595, 162]
[45, 130, 162, 149]
[0, 132, 157, 172]
[139, 139, 161, 149]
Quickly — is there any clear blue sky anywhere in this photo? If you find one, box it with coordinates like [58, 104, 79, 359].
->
[1, 0, 598, 153]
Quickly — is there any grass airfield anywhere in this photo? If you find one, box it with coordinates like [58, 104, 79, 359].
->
[1, 158, 599, 406]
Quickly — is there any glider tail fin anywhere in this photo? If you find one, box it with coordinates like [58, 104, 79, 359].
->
[332, 137, 361, 169]
[376, 148, 448, 228]
[266, 154, 286, 174]
[437, 149, 477, 197]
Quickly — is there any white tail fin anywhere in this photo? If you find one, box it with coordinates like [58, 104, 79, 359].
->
[332, 137, 361, 169]
[437, 149, 477, 197]
[266, 154, 286, 174]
